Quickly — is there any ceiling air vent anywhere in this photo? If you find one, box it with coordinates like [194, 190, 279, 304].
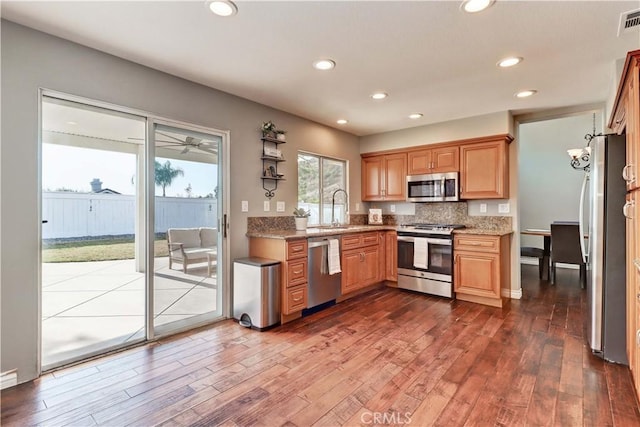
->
[618, 8, 640, 37]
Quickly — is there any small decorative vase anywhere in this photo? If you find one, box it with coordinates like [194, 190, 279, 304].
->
[277, 133, 286, 141]
[295, 217, 308, 231]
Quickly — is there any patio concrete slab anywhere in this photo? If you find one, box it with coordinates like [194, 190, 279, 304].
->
[42, 291, 106, 318]
[44, 273, 142, 292]
[60, 290, 145, 316]
[161, 288, 217, 315]
[42, 315, 145, 365]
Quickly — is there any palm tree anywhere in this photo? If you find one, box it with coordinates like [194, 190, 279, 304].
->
[155, 160, 184, 197]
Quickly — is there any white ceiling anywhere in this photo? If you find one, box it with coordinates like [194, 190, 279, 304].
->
[3, 1, 639, 136]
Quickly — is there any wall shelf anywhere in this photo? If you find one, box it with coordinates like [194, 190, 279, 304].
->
[261, 134, 286, 199]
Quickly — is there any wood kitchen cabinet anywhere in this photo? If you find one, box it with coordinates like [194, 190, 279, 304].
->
[361, 153, 407, 201]
[454, 233, 511, 308]
[459, 136, 512, 199]
[341, 232, 381, 294]
[609, 49, 640, 401]
[624, 191, 637, 385]
[385, 231, 398, 282]
[407, 146, 459, 175]
[249, 237, 308, 323]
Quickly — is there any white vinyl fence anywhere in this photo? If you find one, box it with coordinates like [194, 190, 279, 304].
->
[42, 192, 217, 239]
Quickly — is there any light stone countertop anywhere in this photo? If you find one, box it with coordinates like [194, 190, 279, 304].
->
[453, 228, 514, 236]
[246, 225, 513, 240]
[246, 225, 396, 240]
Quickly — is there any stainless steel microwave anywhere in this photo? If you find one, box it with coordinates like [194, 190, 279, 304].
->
[406, 172, 459, 202]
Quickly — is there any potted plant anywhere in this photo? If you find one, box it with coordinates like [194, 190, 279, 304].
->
[275, 129, 287, 141]
[261, 121, 277, 138]
[293, 207, 310, 231]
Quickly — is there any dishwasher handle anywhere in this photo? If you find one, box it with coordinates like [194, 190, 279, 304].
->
[308, 237, 340, 249]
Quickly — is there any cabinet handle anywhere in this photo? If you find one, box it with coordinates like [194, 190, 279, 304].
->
[293, 269, 303, 274]
[634, 259, 640, 273]
[623, 200, 634, 219]
[623, 164, 636, 183]
[292, 295, 303, 302]
[615, 118, 623, 124]
[292, 246, 303, 252]
[636, 330, 640, 347]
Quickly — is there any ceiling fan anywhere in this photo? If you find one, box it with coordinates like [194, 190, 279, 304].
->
[127, 132, 218, 155]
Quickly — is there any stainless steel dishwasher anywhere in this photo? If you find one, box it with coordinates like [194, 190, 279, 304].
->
[307, 236, 342, 308]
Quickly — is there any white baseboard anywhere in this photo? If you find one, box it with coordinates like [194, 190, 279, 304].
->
[502, 288, 522, 299]
[1, 370, 17, 390]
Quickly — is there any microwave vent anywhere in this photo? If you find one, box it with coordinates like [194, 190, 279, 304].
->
[618, 8, 640, 37]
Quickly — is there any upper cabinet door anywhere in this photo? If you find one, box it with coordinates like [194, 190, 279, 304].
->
[431, 146, 459, 173]
[407, 146, 459, 175]
[362, 156, 384, 200]
[362, 153, 406, 201]
[460, 138, 509, 199]
[383, 153, 407, 200]
[407, 150, 432, 175]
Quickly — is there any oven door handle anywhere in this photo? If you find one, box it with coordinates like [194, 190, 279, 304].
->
[397, 236, 452, 246]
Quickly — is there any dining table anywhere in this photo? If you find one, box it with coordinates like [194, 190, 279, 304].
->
[521, 228, 552, 255]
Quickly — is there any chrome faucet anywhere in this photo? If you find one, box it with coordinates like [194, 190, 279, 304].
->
[331, 189, 349, 226]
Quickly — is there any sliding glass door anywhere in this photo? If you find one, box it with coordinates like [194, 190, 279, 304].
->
[152, 124, 223, 335]
[41, 96, 147, 369]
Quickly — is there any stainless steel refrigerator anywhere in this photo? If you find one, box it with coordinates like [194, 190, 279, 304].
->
[586, 134, 627, 364]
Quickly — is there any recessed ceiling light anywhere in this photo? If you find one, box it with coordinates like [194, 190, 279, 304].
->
[371, 92, 388, 100]
[515, 89, 537, 98]
[497, 57, 523, 68]
[66, 121, 77, 125]
[207, 1, 237, 17]
[409, 113, 423, 119]
[460, 0, 495, 13]
[337, 119, 348, 125]
[313, 59, 336, 71]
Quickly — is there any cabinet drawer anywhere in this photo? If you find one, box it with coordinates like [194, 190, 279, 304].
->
[284, 284, 307, 314]
[342, 234, 363, 250]
[343, 232, 379, 250]
[287, 259, 307, 287]
[454, 235, 499, 253]
[361, 232, 380, 247]
[287, 239, 307, 260]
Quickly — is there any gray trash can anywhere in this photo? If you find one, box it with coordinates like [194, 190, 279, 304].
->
[233, 257, 281, 330]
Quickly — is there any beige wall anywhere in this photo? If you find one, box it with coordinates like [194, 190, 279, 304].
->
[1, 21, 360, 384]
[360, 111, 512, 153]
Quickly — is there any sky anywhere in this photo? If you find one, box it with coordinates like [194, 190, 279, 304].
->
[42, 144, 218, 198]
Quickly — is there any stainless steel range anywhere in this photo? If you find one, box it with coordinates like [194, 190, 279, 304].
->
[396, 223, 465, 298]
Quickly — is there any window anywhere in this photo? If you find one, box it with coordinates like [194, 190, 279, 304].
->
[298, 153, 347, 226]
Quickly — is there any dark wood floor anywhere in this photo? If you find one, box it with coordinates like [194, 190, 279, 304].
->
[2, 265, 640, 426]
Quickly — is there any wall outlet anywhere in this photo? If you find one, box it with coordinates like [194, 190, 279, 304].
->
[355, 202, 360, 212]
[276, 201, 285, 212]
[390, 204, 396, 213]
[498, 203, 510, 214]
[263, 201, 270, 212]
[480, 203, 487, 213]
[241, 200, 249, 212]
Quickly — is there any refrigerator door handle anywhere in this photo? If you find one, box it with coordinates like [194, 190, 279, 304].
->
[578, 172, 589, 263]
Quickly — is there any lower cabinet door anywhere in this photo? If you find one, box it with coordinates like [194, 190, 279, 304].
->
[341, 250, 362, 294]
[361, 246, 380, 287]
[454, 251, 500, 299]
[284, 284, 307, 314]
[385, 231, 397, 281]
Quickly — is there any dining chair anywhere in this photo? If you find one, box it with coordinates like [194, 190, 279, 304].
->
[550, 223, 586, 288]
